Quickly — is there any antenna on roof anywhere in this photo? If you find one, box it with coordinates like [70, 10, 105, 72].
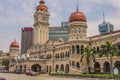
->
[103, 12, 105, 23]
[76, 4, 78, 12]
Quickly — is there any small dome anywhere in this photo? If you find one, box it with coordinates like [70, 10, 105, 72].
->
[69, 6, 86, 22]
[10, 40, 19, 48]
[36, 0, 48, 12]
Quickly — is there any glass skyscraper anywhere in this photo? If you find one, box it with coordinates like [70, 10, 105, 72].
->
[49, 27, 68, 42]
[99, 22, 114, 34]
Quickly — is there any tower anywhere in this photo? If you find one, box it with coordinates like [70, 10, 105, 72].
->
[10, 40, 19, 59]
[99, 13, 114, 34]
[68, 5, 87, 42]
[9, 40, 19, 72]
[33, 0, 50, 45]
[68, 5, 88, 73]
[21, 27, 33, 54]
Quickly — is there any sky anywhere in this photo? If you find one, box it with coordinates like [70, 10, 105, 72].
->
[0, 0, 120, 52]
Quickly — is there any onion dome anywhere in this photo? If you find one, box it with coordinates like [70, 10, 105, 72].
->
[69, 5, 86, 22]
[36, 0, 48, 12]
[10, 40, 19, 48]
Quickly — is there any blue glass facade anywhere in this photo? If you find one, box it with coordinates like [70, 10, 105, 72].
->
[61, 22, 68, 28]
[49, 27, 68, 41]
[99, 22, 114, 34]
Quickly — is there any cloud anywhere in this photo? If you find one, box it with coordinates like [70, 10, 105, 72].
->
[1, 0, 120, 52]
[0, 5, 4, 12]
[46, 0, 63, 26]
[87, 20, 100, 37]
[108, 0, 120, 8]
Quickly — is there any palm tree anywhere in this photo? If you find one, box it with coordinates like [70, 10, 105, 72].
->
[2, 59, 9, 70]
[99, 40, 120, 74]
[80, 46, 96, 74]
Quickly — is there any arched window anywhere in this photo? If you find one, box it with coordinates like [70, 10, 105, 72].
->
[24, 64, 26, 72]
[65, 64, 69, 73]
[55, 65, 59, 72]
[97, 47, 99, 52]
[72, 61, 75, 66]
[76, 45, 80, 54]
[94, 62, 101, 73]
[66, 52, 70, 57]
[16, 65, 18, 69]
[46, 66, 48, 72]
[60, 64, 64, 71]
[114, 61, 120, 73]
[76, 62, 80, 69]
[93, 47, 96, 54]
[72, 46, 75, 54]
[81, 45, 84, 53]
[20, 65, 22, 72]
[103, 61, 110, 73]
[49, 66, 51, 73]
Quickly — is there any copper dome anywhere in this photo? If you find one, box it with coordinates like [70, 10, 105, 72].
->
[36, 0, 48, 12]
[69, 6, 86, 22]
[10, 40, 19, 48]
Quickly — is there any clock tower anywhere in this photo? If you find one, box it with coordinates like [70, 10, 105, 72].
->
[33, 0, 50, 45]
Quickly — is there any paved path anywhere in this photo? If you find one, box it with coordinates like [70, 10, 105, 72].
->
[0, 73, 115, 80]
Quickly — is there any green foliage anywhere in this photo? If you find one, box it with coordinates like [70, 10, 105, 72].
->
[2, 59, 9, 70]
[80, 46, 96, 73]
[99, 40, 120, 58]
[51, 73, 120, 79]
[99, 40, 120, 74]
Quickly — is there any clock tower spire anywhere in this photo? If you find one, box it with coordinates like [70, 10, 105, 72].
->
[33, 0, 50, 45]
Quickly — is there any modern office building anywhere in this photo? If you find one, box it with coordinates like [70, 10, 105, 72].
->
[99, 22, 114, 34]
[98, 13, 114, 34]
[21, 27, 33, 54]
[21, 26, 69, 54]
[61, 22, 68, 28]
[49, 27, 68, 41]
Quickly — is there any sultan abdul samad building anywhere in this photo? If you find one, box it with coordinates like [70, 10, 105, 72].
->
[9, 0, 120, 74]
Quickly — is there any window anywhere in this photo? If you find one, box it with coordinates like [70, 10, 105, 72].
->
[81, 45, 84, 53]
[72, 61, 75, 66]
[76, 62, 80, 68]
[72, 46, 75, 54]
[76, 45, 80, 54]
[97, 47, 100, 52]
[60, 53, 64, 58]
[47, 54, 51, 59]
[93, 47, 96, 54]
[55, 54, 59, 59]
[66, 52, 69, 57]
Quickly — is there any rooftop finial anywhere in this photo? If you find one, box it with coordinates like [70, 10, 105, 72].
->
[103, 12, 105, 23]
[76, 4, 78, 12]
[40, 0, 45, 4]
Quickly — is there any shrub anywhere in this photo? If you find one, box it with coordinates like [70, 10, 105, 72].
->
[51, 73, 120, 79]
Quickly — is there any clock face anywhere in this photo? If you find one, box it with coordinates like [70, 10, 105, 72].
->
[42, 16, 46, 21]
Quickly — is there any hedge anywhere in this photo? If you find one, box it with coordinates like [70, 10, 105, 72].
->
[51, 73, 120, 79]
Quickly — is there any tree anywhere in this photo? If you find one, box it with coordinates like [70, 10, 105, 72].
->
[80, 46, 96, 74]
[2, 59, 9, 70]
[99, 40, 120, 74]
